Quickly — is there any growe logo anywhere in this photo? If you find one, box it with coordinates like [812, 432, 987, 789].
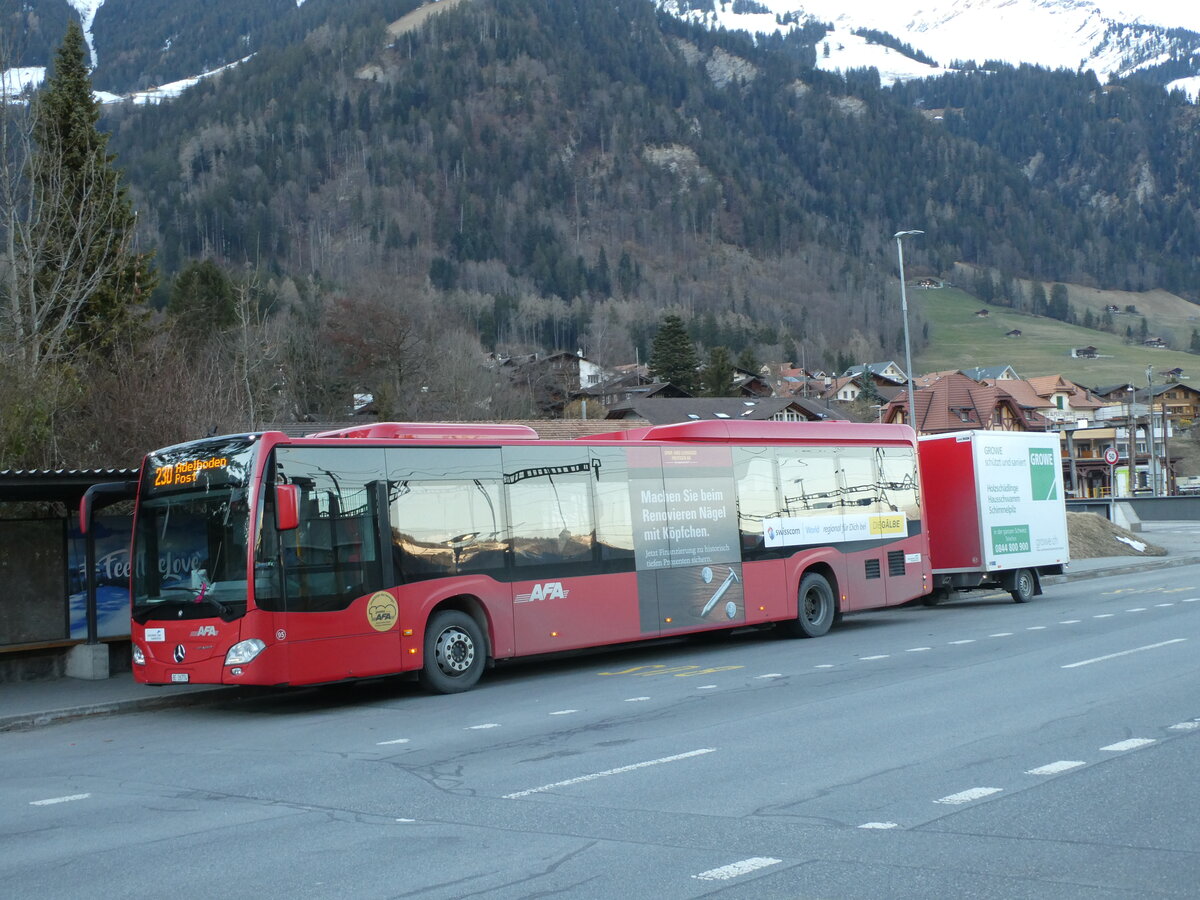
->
[515, 582, 570, 603]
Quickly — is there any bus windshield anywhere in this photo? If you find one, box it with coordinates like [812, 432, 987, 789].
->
[132, 438, 258, 622]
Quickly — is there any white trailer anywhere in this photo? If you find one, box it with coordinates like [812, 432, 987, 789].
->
[919, 430, 1070, 603]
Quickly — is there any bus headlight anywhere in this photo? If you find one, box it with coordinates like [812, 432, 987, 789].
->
[132, 644, 145, 665]
[224, 639, 266, 666]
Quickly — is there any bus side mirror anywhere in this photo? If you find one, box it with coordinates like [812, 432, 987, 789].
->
[275, 484, 300, 531]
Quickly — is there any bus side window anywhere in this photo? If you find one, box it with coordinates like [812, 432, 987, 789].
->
[734, 447, 776, 554]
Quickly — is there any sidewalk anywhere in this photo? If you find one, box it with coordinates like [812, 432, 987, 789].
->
[3, 523, 1197, 733]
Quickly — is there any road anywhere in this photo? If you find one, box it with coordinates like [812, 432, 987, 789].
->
[4, 565, 1200, 899]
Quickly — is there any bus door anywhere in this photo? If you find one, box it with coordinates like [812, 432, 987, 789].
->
[505, 446, 642, 654]
[268, 447, 392, 683]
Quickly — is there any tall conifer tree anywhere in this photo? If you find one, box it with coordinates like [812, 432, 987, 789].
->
[29, 20, 153, 359]
[649, 314, 700, 393]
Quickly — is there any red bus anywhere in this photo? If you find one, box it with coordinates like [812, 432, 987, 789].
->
[129, 420, 930, 692]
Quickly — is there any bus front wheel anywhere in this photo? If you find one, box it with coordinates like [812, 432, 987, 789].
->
[420, 610, 485, 693]
[786, 572, 836, 638]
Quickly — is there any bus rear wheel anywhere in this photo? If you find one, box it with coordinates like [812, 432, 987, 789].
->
[786, 572, 835, 638]
[420, 610, 485, 693]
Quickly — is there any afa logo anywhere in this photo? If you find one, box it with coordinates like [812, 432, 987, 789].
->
[515, 582, 570, 603]
[367, 591, 399, 632]
[189, 625, 218, 637]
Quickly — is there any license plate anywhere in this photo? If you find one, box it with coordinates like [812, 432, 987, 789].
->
[170, 673, 190, 683]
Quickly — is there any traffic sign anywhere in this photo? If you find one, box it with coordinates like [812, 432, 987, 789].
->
[1104, 447, 1119, 466]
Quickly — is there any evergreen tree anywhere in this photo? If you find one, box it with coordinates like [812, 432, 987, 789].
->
[167, 259, 237, 342]
[1190, 329, 1200, 353]
[29, 20, 154, 357]
[649, 314, 700, 392]
[736, 347, 760, 373]
[700, 346, 735, 397]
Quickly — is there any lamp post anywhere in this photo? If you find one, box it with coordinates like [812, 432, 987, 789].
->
[894, 229, 923, 430]
[1125, 385, 1135, 496]
[1145, 365, 1157, 495]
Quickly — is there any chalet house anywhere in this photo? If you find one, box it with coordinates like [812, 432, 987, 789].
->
[502, 351, 611, 416]
[959, 364, 1020, 382]
[1143, 337, 1168, 349]
[992, 374, 1105, 428]
[882, 372, 1050, 434]
[1161, 367, 1185, 382]
[1104, 304, 1120, 313]
[1148, 382, 1200, 427]
[730, 367, 775, 398]
[843, 361, 908, 384]
[974, 309, 990, 318]
[1005, 329, 1022, 338]
[575, 371, 692, 412]
[1072, 346, 1099, 359]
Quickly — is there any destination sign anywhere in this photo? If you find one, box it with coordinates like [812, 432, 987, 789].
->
[152, 456, 229, 488]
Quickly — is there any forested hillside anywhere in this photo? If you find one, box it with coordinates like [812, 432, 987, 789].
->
[97, 0, 1200, 377]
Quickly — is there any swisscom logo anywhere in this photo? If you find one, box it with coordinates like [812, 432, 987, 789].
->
[1029, 448, 1058, 501]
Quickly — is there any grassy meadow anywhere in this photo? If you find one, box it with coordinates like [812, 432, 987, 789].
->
[910, 286, 1200, 387]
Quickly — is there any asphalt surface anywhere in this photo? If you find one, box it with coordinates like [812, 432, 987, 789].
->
[2, 521, 1196, 734]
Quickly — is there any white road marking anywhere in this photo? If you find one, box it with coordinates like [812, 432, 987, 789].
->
[948, 640, 975, 645]
[1027, 626, 1048, 630]
[692, 857, 782, 881]
[549, 710, 577, 716]
[624, 697, 650, 702]
[990, 633, 1014, 637]
[468, 723, 501, 730]
[1062, 639, 1186, 669]
[1058, 620, 1081, 625]
[395, 818, 416, 823]
[376, 738, 411, 745]
[1093, 614, 1114, 619]
[756, 673, 784, 679]
[1169, 722, 1200, 731]
[504, 748, 717, 799]
[1156, 603, 1175, 607]
[1183, 598, 1199, 603]
[814, 663, 835, 668]
[30, 793, 91, 806]
[697, 684, 718, 690]
[1101, 738, 1156, 752]
[861, 655, 889, 660]
[858, 822, 899, 829]
[906, 647, 932, 652]
[935, 787, 1002, 805]
[1026, 760, 1086, 775]
[1126, 608, 1147, 612]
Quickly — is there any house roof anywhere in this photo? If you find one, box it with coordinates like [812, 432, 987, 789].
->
[604, 397, 847, 424]
[960, 364, 1020, 381]
[844, 361, 906, 381]
[0, 469, 139, 503]
[887, 372, 1049, 433]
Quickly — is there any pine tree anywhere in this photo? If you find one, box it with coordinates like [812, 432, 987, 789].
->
[167, 259, 237, 342]
[26, 20, 154, 360]
[700, 346, 735, 397]
[649, 314, 700, 392]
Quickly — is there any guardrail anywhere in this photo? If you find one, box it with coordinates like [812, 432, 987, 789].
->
[1068, 495, 1200, 522]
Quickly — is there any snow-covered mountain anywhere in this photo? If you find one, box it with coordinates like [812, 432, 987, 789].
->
[659, 0, 1200, 97]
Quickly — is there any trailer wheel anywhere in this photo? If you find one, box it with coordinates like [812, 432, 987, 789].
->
[419, 610, 485, 693]
[786, 572, 835, 638]
[1010, 569, 1035, 604]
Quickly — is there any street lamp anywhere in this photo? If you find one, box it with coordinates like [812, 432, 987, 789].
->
[894, 230, 924, 429]
[1145, 365, 1157, 495]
